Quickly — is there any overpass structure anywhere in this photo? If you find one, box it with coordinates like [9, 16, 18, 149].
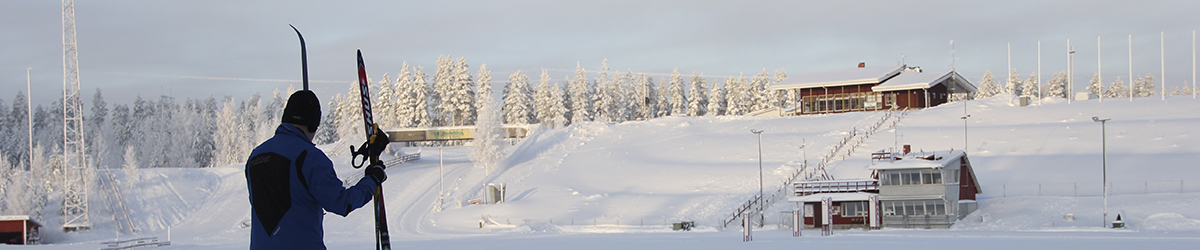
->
[384, 124, 535, 142]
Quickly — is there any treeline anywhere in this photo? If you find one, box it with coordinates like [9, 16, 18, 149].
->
[0, 58, 790, 172]
[973, 69, 1193, 99]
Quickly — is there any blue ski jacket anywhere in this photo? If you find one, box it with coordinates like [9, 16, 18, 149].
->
[246, 123, 377, 250]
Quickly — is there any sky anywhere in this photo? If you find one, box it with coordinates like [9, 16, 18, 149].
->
[2, 0, 1199, 109]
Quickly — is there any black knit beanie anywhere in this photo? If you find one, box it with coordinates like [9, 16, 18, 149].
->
[281, 90, 321, 133]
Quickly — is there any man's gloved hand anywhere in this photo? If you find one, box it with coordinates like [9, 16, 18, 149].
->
[365, 162, 387, 185]
[369, 126, 390, 158]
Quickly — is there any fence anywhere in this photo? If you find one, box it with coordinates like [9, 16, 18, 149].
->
[979, 180, 1200, 198]
[479, 216, 696, 231]
[100, 237, 169, 250]
[882, 215, 955, 229]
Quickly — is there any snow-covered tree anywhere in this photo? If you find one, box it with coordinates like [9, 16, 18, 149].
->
[412, 66, 434, 127]
[122, 145, 139, 189]
[392, 62, 416, 127]
[534, 69, 555, 125]
[6, 92, 30, 169]
[667, 68, 686, 115]
[772, 69, 788, 107]
[1004, 69, 1022, 97]
[1046, 71, 1068, 98]
[503, 71, 535, 124]
[375, 73, 399, 128]
[686, 72, 708, 116]
[707, 80, 727, 116]
[594, 69, 624, 123]
[1021, 73, 1039, 98]
[567, 62, 592, 125]
[314, 100, 339, 145]
[726, 74, 753, 115]
[0, 151, 14, 213]
[1134, 74, 1157, 98]
[1169, 83, 1193, 96]
[1104, 77, 1128, 98]
[655, 77, 671, 117]
[440, 57, 476, 126]
[548, 83, 568, 128]
[1086, 73, 1103, 97]
[750, 69, 771, 111]
[976, 71, 1000, 98]
[431, 56, 452, 126]
[212, 97, 245, 167]
[87, 88, 107, 167]
[470, 63, 505, 175]
[589, 59, 611, 122]
[633, 73, 658, 120]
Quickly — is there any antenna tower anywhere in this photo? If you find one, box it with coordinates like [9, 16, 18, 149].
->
[61, 0, 91, 232]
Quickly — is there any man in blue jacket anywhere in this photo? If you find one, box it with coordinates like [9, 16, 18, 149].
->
[246, 90, 387, 250]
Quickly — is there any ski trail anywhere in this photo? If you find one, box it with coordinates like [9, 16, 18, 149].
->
[383, 148, 476, 237]
[169, 166, 250, 245]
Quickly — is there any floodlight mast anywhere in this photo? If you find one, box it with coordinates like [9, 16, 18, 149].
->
[1093, 116, 1111, 228]
[751, 129, 765, 227]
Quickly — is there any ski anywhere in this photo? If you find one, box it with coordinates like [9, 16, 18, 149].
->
[354, 50, 392, 250]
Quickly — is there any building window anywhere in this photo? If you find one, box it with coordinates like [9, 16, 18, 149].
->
[841, 201, 868, 217]
[884, 200, 947, 216]
[881, 169, 944, 186]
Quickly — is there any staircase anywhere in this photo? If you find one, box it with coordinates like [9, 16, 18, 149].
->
[721, 108, 908, 228]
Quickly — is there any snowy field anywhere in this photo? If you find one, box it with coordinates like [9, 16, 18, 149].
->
[19, 95, 1200, 249]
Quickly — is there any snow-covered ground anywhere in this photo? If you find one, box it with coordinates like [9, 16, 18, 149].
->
[20, 95, 1200, 249]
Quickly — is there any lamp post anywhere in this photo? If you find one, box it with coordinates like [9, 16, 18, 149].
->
[1092, 116, 1110, 228]
[1068, 41, 1076, 103]
[962, 97, 970, 154]
[751, 129, 764, 227]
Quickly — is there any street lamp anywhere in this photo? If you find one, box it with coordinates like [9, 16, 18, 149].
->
[1092, 116, 1110, 228]
[751, 129, 764, 227]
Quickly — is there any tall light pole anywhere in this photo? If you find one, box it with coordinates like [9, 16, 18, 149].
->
[27, 68, 34, 172]
[1130, 34, 1135, 101]
[1069, 40, 1076, 104]
[961, 111, 970, 154]
[1092, 116, 1111, 228]
[751, 129, 764, 227]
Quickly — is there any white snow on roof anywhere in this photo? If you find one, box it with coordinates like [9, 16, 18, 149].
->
[769, 65, 904, 89]
[788, 192, 875, 203]
[868, 149, 965, 170]
[0, 215, 32, 221]
[871, 70, 977, 92]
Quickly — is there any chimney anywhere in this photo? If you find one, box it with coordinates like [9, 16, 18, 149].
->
[858, 62, 866, 68]
[903, 145, 911, 155]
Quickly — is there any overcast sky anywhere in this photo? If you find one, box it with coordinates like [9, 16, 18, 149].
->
[3, 0, 1199, 109]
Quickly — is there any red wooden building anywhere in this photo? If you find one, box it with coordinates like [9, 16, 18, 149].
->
[769, 63, 976, 115]
[0, 215, 41, 245]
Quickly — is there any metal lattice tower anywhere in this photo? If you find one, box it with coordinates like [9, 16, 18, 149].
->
[61, 0, 91, 232]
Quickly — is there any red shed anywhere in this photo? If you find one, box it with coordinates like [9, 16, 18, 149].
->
[0, 215, 41, 245]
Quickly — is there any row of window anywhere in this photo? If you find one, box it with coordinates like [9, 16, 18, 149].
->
[879, 169, 960, 186]
[840, 201, 868, 217]
[799, 93, 886, 113]
[883, 200, 947, 216]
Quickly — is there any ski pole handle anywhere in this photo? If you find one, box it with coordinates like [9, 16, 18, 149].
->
[350, 141, 370, 168]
